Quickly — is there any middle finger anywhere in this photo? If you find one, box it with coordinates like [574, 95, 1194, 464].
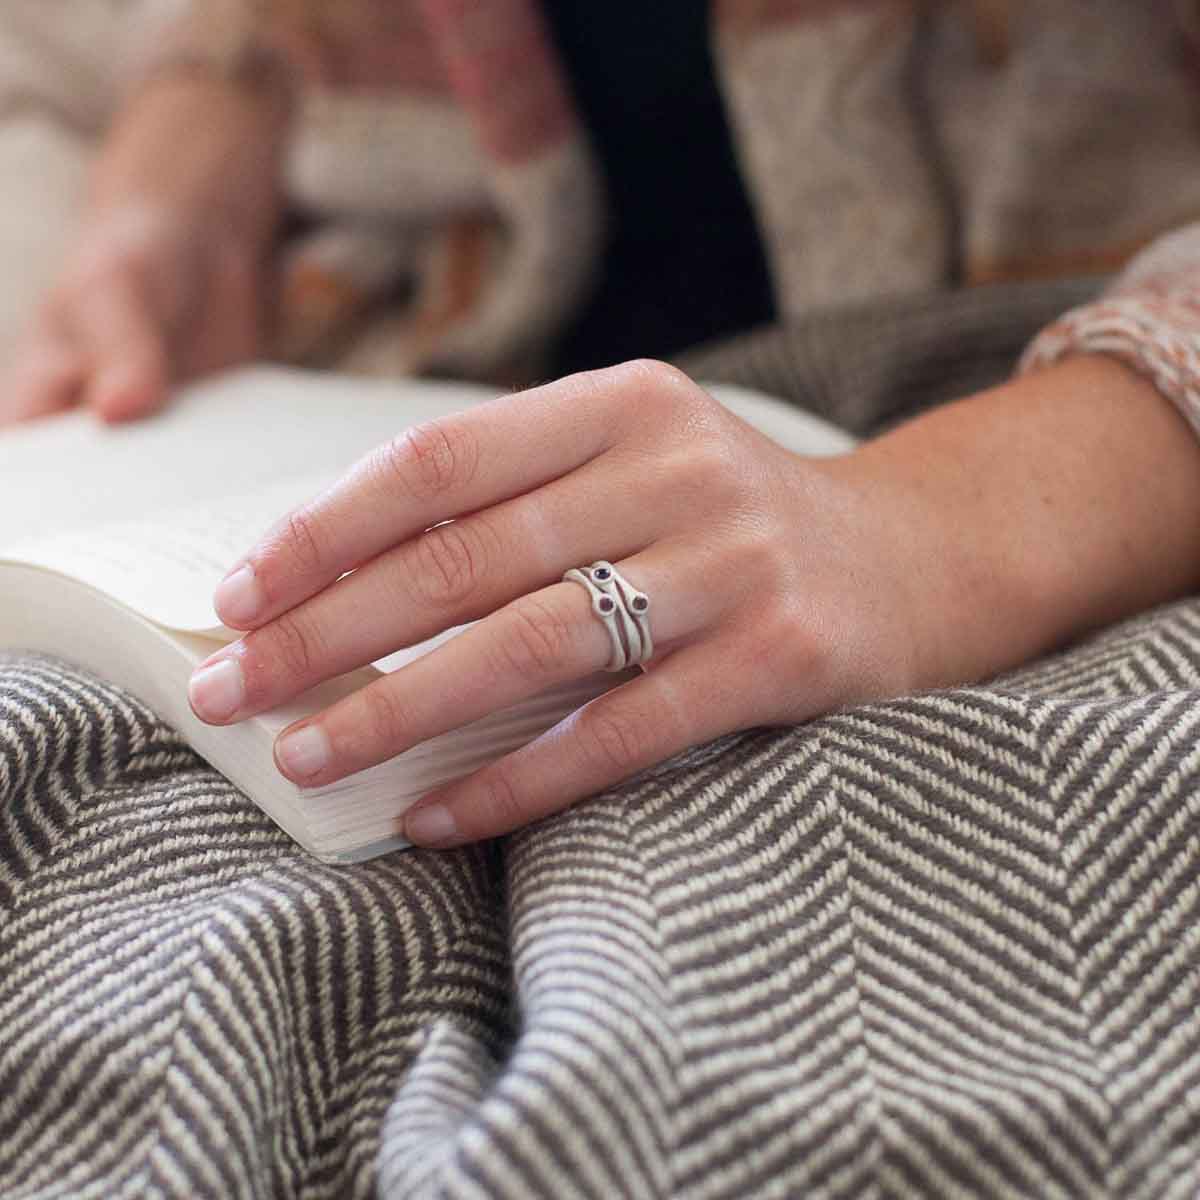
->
[211, 362, 666, 630]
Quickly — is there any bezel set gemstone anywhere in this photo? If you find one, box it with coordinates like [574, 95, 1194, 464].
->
[563, 560, 654, 672]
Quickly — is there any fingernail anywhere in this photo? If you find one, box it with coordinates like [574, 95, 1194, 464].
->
[188, 658, 245, 723]
[275, 725, 331, 781]
[404, 803, 458, 847]
[215, 564, 264, 627]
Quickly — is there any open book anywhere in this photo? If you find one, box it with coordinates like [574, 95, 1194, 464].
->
[0, 367, 855, 862]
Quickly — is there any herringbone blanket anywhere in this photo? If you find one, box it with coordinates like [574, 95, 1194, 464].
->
[2, 282, 1199, 1199]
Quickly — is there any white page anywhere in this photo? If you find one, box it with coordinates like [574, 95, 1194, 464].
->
[2, 476, 333, 633]
[0, 365, 498, 547]
[0, 366, 498, 632]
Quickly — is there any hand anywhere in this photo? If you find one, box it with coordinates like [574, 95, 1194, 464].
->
[185, 359, 928, 845]
[186, 355, 1200, 849]
[0, 72, 286, 426]
[0, 203, 265, 425]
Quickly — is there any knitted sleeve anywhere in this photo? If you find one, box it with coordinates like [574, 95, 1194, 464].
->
[1019, 224, 1200, 438]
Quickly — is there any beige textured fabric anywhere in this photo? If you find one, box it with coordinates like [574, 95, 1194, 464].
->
[926, 1, 1200, 283]
[713, 2, 949, 315]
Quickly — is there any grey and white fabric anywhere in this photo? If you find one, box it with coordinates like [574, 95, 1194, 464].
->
[2, 280, 1199, 1198]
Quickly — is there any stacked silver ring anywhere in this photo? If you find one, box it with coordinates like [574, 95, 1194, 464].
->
[562, 560, 653, 672]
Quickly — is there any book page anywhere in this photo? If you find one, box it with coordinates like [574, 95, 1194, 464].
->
[0, 365, 497, 548]
[0, 365, 498, 632]
[1, 475, 335, 633]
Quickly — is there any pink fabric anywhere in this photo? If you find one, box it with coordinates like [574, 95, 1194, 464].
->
[1021, 226, 1200, 438]
[417, 0, 576, 164]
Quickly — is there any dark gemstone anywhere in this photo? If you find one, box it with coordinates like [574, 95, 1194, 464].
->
[593, 566, 612, 581]
[632, 595, 649, 612]
[598, 596, 616, 613]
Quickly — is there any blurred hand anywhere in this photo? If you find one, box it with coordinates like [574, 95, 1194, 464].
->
[0, 71, 288, 426]
[0, 202, 265, 424]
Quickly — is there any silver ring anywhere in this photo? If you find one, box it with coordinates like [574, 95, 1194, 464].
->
[562, 560, 653, 672]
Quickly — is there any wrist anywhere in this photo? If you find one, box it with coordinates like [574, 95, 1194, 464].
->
[820, 355, 1200, 691]
[90, 69, 289, 250]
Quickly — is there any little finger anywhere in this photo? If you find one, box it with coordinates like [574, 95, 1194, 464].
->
[401, 639, 752, 846]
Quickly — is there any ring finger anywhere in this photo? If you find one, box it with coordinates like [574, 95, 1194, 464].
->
[265, 545, 714, 789]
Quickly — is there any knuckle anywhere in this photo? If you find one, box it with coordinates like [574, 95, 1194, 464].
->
[70, 246, 124, 292]
[410, 520, 488, 609]
[113, 235, 155, 278]
[735, 520, 795, 590]
[276, 507, 325, 578]
[35, 290, 65, 324]
[40, 279, 75, 324]
[358, 683, 411, 748]
[757, 606, 824, 682]
[497, 597, 576, 682]
[684, 435, 740, 490]
[74, 236, 152, 293]
[623, 357, 694, 396]
[577, 707, 647, 775]
[663, 435, 748, 514]
[259, 612, 323, 682]
[27, 296, 70, 346]
[627, 359, 712, 421]
[379, 417, 480, 504]
[552, 365, 606, 408]
[477, 770, 526, 833]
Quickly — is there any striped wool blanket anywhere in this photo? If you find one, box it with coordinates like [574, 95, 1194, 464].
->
[1, 282, 1198, 1198]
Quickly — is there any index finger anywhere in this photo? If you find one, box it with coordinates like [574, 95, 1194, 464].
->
[213, 360, 671, 630]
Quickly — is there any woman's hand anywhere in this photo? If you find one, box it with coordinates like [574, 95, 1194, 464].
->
[0, 204, 265, 424]
[187, 359, 924, 844]
[187, 355, 1200, 848]
[0, 72, 287, 425]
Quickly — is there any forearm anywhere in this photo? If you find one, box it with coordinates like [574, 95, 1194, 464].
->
[90, 68, 291, 248]
[3, 63, 294, 425]
[828, 355, 1200, 689]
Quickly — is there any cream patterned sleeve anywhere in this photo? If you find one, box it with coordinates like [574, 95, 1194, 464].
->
[1020, 224, 1200, 439]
